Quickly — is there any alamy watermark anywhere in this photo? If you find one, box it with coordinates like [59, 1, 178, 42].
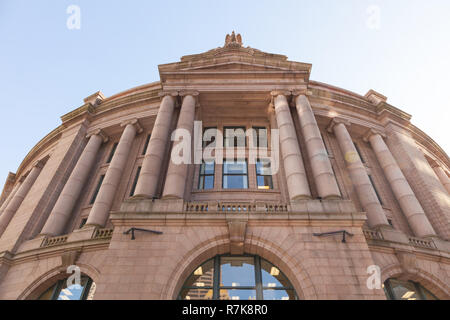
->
[66, 5, 81, 30]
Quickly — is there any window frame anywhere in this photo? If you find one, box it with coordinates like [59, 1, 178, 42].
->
[255, 158, 273, 190]
[222, 159, 249, 190]
[198, 161, 215, 190]
[178, 254, 297, 301]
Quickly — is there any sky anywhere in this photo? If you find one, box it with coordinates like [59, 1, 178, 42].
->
[0, 0, 449, 185]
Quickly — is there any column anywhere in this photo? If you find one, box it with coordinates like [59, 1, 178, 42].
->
[0, 179, 21, 217]
[41, 130, 108, 236]
[162, 93, 197, 199]
[133, 93, 177, 198]
[0, 160, 44, 237]
[328, 119, 389, 228]
[431, 162, 450, 194]
[86, 120, 142, 227]
[294, 94, 341, 199]
[366, 130, 436, 237]
[272, 92, 311, 200]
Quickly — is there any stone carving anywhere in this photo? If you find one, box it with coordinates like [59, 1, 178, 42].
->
[225, 31, 243, 48]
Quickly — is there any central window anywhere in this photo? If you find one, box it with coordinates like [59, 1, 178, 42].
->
[223, 159, 248, 189]
[179, 255, 297, 300]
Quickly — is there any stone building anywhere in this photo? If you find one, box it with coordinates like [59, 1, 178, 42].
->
[0, 33, 449, 300]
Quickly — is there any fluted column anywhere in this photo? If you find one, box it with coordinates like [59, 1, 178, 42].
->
[0, 160, 44, 237]
[431, 162, 450, 194]
[272, 92, 311, 200]
[294, 94, 341, 199]
[162, 93, 197, 199]
[86, 120, 142, 227]
[328, 119, 389, 228]
[366, 130, 436, 237]
[134, 93, 177, 198]
[41, 130, 108, 236]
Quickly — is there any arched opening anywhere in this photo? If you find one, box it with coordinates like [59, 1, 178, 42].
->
[178, 254, 297, 300]
[37, 274, 96, 300]
[383, 278, 438, 300]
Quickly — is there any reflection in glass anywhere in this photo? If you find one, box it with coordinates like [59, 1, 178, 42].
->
[38, 275, 95, 300]
[198, 161, 215, 190]
[256, 159, 273, 190]
[179, 255, 297, 300]
[223, 160, 248, 189]
[384, 278, 438, 300]
[220, 257, 255, 287]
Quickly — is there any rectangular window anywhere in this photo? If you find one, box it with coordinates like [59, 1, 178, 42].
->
[198, 161, 215, 190]
[252, 127, 268, 148]
[368, 174, 383, 205]
[90, 174, 105, 204]
[142, 135, 151, 155]
[106, 143, 118, 164]
[256, 159, 273, 190]
[129, 166, 142, 196]
[224, 127, 246, 148]
[354, 142, 365, 163]
[203, 127, 217, 148]
[79, 218, 87, 229]
[223, 159, 248, 189]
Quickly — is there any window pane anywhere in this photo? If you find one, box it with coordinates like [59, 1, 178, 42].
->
[220, 257, 255, 287]
[203, 128, 217, 148]
[224, 127, 246, 147]
[201, 162, 215, 175]
[261, 260, 290, 288]
[223, 175, 248, 189]
[182, 259, 215, 289]
[257, 176, 273, 190]
[256, 159, 272, 175]
[203, 176, 214, 190]
[57, 276, 91, 300]
[220, 289, 257, 300]
[263, 289, 296, 300]
[388, 279, 420, 300]
[253, 128, 268, 148]
[223, 160, 247, 174]
[180, 288, 214, 300]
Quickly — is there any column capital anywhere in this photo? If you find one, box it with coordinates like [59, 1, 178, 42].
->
[326, 117, 351, 133]
[33, 159, 46, 169]
[86, 129, 109, 143]
[363, 128, 386, 142]
[120, 118, 143, 134]
[291, 89, 313, 97]
[179, 91, 200, 108]
[158, 91, 179, 98]
[270, 90, 292, 98]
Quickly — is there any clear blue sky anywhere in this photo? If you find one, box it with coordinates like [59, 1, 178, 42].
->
[1, 0, 449, 185]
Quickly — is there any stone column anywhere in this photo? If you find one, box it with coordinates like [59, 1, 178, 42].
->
[86, 120, 142, 227]
[162, 93, 197, 199]
[0, 160, 44, 237]
[133, 93, 177, 198]
[0, 180, 21, 217]
[431, 162, 450, 195]
[41, 130, 108, 236]
[366, 130, 436, 237]
[328, 119, 389, 228]
[294, 94, 341, 199]
[272, 92, 311, 200]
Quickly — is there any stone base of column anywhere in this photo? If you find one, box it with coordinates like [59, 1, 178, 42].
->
[379, 227, 409, 244]
[67, 225, 97, 242]
[16, 235, 47, 253]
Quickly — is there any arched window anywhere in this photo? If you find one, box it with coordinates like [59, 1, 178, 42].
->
[383, 278, 438, 300]
[38, 275, 96, 300]
[179, 255, 297, 300]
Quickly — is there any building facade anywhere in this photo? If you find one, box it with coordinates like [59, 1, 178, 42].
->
[0, 33, 449, 300]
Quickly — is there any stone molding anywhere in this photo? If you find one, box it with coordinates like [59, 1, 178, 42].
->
[363, 128, 386, 142]
[326, 117, 352, 133]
